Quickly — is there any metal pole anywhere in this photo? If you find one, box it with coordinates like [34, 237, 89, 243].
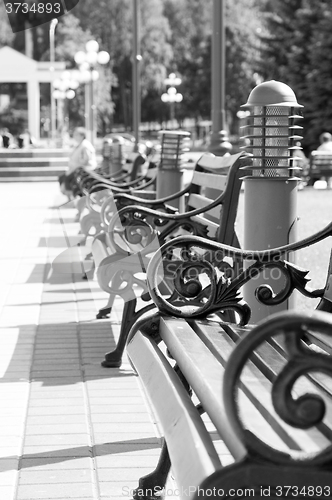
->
[210, 0, 231, 155]
[89, 71, 94, 146]
[49, 19, 58, 148]
[133, 0, 141, 151]
[84, 83, 89, 131]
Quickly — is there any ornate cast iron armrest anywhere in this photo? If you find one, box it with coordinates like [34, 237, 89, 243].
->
[113, 180, 236, 225]
[85, 184, 113, 214]
[146, 223, 332, 320]
[106, 192, 234, 257]
[223, 309, 332, 467]
[113, 183, 191, 208]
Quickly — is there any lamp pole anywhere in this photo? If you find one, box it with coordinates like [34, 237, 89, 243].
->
[74, 42, 110, 146]
[53, 71, 78, 146]
[161, 73, 183, 129]
[49, 19, 58, 147]
[210, 0, 232, 155]
[133, 0, 142, 151]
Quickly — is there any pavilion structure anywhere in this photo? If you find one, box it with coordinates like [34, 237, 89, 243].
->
[0, 46, 66, 139]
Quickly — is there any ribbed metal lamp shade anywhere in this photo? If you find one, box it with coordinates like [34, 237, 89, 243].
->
[158, 130, 190, 170]
[240, 81, 303, 178]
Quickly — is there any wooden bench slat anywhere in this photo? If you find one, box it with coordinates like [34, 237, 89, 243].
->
[191, 171, 228, 191]
[127, 331, 221, 497]
[194, 321, 331, 453]
[187, 194, 220, 223]
[160, 317, 252, 460]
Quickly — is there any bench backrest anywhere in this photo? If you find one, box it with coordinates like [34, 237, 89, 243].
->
[310, 150, 332, 177]
[186, 153, 243, 245]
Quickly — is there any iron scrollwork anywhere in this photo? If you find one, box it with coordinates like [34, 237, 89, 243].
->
[223, 310, 332, 467]
[147, 221, 332, 321]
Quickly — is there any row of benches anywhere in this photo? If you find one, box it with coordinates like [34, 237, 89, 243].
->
[70, 148, 332, 500]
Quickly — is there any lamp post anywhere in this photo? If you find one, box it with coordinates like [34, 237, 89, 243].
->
[74, 41, 110, 146]
[210, 0, 232, 155]
[161, 73, 183, 129]
[49, 18, 58, 147]
[53, 71, 79, 146]
[133, 0, 142, 152]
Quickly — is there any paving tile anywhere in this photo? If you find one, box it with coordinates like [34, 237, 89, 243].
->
[0, 469, 18, 485]
[24, 434, 90, 446]
[16, 482, 95, 499]
[28, 398, 85, 407]
[0, 485, 16, 498]
[25, 424, 89, 435]
[0, 457, 19, 472]
[97, 467, 153, 482]
[88, 404, 149, 414]
[99, 481, 138, 498]
[91, 413, 152, 424]
[20, 457, 92, 470]
[26, 414, 88, 425]
[91, 423, 157, 434]
[18, 468, 94, 484]
[27, 406, 87, 416]
[21, 445, 92, 457]
[95, 451, 160, 468]
[0, 447, 20, 458]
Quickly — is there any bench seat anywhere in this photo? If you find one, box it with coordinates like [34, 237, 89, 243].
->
[125, 224, 332, 499]
[127, 311, 332, 500]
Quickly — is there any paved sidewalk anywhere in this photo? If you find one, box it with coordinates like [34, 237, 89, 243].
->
[0, 182, 169, 500]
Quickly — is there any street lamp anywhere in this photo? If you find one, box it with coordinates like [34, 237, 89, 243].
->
[161, 73, 183, 128]
[49, 18, 58, 147]
[53, 71, 79, 146]
[210, 0, 232, 155]
[74, 41, 110, 146]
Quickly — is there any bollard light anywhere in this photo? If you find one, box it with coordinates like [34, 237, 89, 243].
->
[157, 130, 190, 210]
[239, 80, 304, 323]
[240, 80, 304, 178]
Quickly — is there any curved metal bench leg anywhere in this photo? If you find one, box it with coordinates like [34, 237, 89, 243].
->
[133, 439, 171, 500]
[101, 297, 137, 368]
[96, 273, 122, 318]
[96, 293, 116, 319]
[102, 299, 156, 368]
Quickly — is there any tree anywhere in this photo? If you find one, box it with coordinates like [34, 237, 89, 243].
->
[0, 3, 15, 48]
[162, 0, 262, 133]
[74, 0, 172, 128]
[258, 0, 332, 151]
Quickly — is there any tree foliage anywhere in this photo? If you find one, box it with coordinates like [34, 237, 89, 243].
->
[258, 0, 332, 150]
[3, 0, 332, 146]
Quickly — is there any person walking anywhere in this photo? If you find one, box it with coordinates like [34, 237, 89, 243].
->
[317, 132, 332, 151]
[58, 127, 96, 200]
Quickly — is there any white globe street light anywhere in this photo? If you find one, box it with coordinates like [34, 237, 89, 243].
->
[74, 40, 110, 145]
[161, 74, 183, 127]
[53, 70, 79, 145]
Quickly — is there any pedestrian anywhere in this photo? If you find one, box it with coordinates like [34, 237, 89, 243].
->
[18, 129, 36, 148]
[317, 132, 332, 152]
[293, 141, 309, 189]
[58, 127, 96, 201]
[2, 128, 13, 148]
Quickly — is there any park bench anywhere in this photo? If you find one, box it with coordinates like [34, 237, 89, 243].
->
[126, 226, 332, 500]
[74, 151, 159, 238]
[92, 152, 251, 367]
[309, 150, 332, 185]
